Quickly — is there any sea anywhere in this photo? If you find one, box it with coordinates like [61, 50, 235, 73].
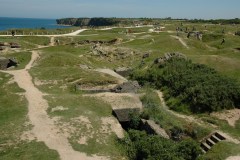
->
[0, 17, 70, 31]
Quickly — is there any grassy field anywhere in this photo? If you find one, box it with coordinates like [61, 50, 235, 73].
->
[1, 21, 240, 159]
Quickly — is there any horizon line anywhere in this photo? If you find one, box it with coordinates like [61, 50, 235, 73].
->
[1, 16, 240, 21]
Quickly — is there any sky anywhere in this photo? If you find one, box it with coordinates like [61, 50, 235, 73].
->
[0, 0, 239, 19]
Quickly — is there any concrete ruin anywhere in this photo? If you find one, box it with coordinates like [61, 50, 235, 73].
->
[154, 52, 186, 65]
[91, 45, 136, 60]
[76, 80, 140, 94]
[0, 57, 9, 70]
[71, 38, 123, 46]
[141, 119, 170, 139]
[114, 67, 132, 77]
[0, 57, 18, 70]
[112, 108, 141, 123]
[0, 42, 21, 51]
[111, 81, 141, 93]
[200, 132, 226, 153]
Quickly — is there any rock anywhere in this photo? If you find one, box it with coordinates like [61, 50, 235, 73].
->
[142, 53, 150, 59]
[154, 52, 186, 65]
[9, 42, 21, 48]
[79, 64, 90, 69]
[114, 67, 132, 77]
[8, 58, 18, 67]
[111, 81, 141, 93]
[0, 57, 9, 70]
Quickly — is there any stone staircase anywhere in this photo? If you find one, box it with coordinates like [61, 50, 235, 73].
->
[200, 132, 226, 153]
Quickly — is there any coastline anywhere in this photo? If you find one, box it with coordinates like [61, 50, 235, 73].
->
[57, 24, 73, 27]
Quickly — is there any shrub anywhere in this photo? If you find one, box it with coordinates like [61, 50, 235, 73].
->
[132, 58, 240, 113]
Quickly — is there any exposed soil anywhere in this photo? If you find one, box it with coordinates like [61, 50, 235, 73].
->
[226, 156, 240, 160]
[211, 109, 240, 127]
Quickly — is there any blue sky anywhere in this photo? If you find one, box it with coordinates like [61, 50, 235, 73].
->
[0, 0, 239, 19]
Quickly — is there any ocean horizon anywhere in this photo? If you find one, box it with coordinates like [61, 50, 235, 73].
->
[0, 17, 71, 31]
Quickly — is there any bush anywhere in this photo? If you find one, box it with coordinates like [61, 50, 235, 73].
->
[122, 130, 201, 160]
[202, 34, 224, 42]
[129, 112, 141, 129]
[132, 58, 240, 113]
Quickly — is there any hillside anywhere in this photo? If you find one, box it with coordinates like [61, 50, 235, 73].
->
[1, 20, 240, 160]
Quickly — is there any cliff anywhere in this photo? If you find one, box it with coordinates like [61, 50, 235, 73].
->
[56, 18, 121, 27]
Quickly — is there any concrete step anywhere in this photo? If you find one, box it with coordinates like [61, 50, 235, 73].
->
[206, 138, 215, 147]
[201, 142, 211, 152]
[201, 148, 207, 154]
[210, 135, 220, 143]
[215, 132, 226, 140]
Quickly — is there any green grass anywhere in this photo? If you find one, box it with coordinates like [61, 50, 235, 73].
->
[200, 142, 240, 160]
[70, 135, 126, 159]
[0, 141, 60, 160]
[0, 73, 27, 147]
[46, 94, 112, 118]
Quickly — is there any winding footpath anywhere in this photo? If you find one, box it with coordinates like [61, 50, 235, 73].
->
[1, 51, 107, 160]
[170, 35, 189, 49]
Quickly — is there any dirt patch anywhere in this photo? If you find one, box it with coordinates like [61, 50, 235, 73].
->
[51, 106, 69, 112]
[34, 78, 63, 86]
[211, 109, 240, 127]
[226, 156, 240, 160]
[78, 136, 88, 145]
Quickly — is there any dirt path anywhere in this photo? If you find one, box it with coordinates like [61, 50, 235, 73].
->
[0, 29, 87, 37]
[170, 35, 189, 49]
[156, 91, 199, 124]
[62, 29, 87, 36]
[1, 51, 107, 160]
[211, 109, 240, 127]
[50, 37, 55, 46]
